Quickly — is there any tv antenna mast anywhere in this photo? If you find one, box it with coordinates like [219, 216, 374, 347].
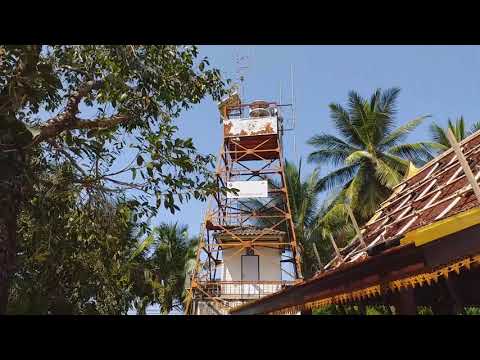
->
[233, 49, 252, 100]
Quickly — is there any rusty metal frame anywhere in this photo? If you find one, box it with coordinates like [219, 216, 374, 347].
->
[185, 101, 302, 315]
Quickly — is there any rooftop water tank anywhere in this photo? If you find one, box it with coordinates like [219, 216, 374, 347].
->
[249, 100, 270, 118]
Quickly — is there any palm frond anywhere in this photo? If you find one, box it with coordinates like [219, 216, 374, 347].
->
[307, 133, 359, 152]
[378, 153, 409, 174]
[387, 142, 440, 165]
[374, 157, 404, 189]
[369, 88, 382, 112]
[375, 87, 401, 142]
[307, 149, 352, 167]
[350, 165, 389, 221]
[429, 122, 451, 149]
[315, 164, 359, 192]
[348, 90, 369, 128]
[328, 103, 364, 147]
[458, 116, 465, 140]
[378, 87, 400, 119]
[345, 150, 374, 166]
[379, 115, 431, 149]
[307, 133, 360, 166]
[469, 120, 480, 135]
[347, 91, 371, 145]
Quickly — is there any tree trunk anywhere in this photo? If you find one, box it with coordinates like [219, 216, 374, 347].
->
[0, 148, 24, 314]
[0, 189, 20, 314]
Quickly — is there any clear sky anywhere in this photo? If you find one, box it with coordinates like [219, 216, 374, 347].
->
[158, 45, 480, 239]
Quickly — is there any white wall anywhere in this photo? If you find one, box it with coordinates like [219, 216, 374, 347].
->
[222, 247, 281, 281]
[258, 247, 282, 281]
[222, 248, 241, 281]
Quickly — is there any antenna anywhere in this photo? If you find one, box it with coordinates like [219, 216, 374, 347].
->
[234, 49, 251, 101]
[291, 64, 296, 130]
[291, 64, 298, 163]
[279, 82, 282, 105]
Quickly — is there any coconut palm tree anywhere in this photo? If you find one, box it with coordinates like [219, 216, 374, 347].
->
[308, 88, 439, 224]
[430, 116, 480, 152]
[148, 222, 197, 314]
[244, 160, 328, 278]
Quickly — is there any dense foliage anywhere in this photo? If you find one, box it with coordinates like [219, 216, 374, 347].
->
[0, 45, 228, 312]
[9, 158, 147, 314]
[8, 155, 198, 314]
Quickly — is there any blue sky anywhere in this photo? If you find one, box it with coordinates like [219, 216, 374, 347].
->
[158, 45, 480, 238]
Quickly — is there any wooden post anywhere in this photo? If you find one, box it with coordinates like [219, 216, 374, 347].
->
[446, 128, 480, 203]
[312, 242, 324, 271]
[301, 308, 313, 315]
[445, 276, 466, 315]
[392, 288, 417, 315]
[358, 304, 367, 315]
[345, 204, 366, 248]
[328, 233, 343, 259]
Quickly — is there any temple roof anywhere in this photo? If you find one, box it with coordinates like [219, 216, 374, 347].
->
[230, 130, 480, 315]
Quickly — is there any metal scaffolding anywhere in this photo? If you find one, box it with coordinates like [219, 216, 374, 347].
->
[184, 95, 302, 315]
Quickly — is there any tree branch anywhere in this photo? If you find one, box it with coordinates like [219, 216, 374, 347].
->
[57, 148, 88, 177]
[29, 79, 104, 146]
[73, 114, 130, 130]
[60, 65, 90, 77]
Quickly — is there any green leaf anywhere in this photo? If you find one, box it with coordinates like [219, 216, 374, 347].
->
[65, 131, 73, 146]
[147, 163, 154, 177]
[129, 234, 155, 261]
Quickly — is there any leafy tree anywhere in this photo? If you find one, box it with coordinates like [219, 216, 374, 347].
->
[308, 88, 439, 225]
[0, 45, 227, 313]
[8, 157, 153, 314]
[9, 152, 200, 314]
[430, 116, 480, 152]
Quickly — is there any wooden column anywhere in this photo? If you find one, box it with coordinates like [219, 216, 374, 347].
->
[358, 304, 367, 315]
[430, 276, 464, 315]
[445, 275, 466, 315]
[431, 299, 454, 315]
[392, 288, 417, 315]
[301, 308, 313, 315]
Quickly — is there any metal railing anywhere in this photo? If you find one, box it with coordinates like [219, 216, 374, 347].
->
[201, 280, 296, 300]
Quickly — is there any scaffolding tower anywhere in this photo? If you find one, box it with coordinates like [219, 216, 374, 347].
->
[185, 93, 302, 315]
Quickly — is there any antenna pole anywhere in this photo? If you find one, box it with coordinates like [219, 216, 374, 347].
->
[291, 64, 298, 163]
[279, 82, 282, 105]
[291, 64, 295, 130]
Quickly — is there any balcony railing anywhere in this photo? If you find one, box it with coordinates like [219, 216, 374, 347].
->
[201, 280, 296, 300]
